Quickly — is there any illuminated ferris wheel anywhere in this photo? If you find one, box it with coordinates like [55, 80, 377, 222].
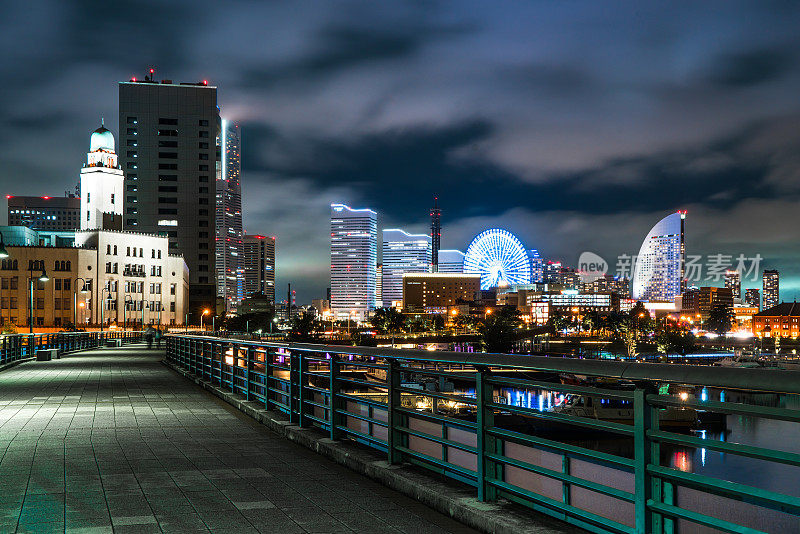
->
[464, 229, 531, 290]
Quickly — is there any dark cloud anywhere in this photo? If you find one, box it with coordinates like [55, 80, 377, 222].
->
[706, 47, 795, 88]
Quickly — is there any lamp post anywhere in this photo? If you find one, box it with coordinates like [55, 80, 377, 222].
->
[28, 266, 49, 334]
[123, 295, 134, 331]
[100, 287, 112, 333]
[201, 308, 210, 331]
[73, 277, 89, 329]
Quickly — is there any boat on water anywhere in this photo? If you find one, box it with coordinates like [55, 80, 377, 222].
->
[549, 393, 699, 428]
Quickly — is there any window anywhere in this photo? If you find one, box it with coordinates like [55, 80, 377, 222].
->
[199, 265, 209, 272]
[198, 209, 208, 215]
[198, 232, 208, 238]
[170, 284, 176, 295]
[199, 175, 209, 182]
[158, 163, 177, 170]
[127, 196, 137, 203]
[199, 165, 209, 171]
[158, 129, 178, 136]
[10, 297, 17, 309]
[158, 175, 177, 181]
[199, 130, 209, 138]
[87, 211, 90, 221]
[170, 302, 176, 312]
[139, 248, 143, 257]
[107, 244, 111, 254]
[158, 186, 178, 192]
[199, 187, 209, 193]
[199, 142, 209, 149]
[127, 151, 137, 158]
[198, 254, 208, 261]
[127, 163, 138, 169]
[113, 263, 118, 274]
[126, 117, 138, 124]
[54, 298, 61, 310]
[199, 154, 208, 160]
[199, 119, 209, 126]
[126, 140, 138, 147]
[157, 250, 161, 259]
[126, 206, 137, 213]
[0, 278, 6, 290]
[111, 193, 115, 204]
[158, 208, 177, 215]
[199, 243, 208, 249]
[199, 220, 208, 227]
[114, 245, 117, 255]
[158, 118, 178, 125]
[126, 218, 137, 226]
[55, 279, 62, 290]
[126, 186, 137, 193]
[158, 140, 178, 148]
[126, 128, 137, 135]
[36, 298, 44, 310]
[199, 277, 209, 283]
[63, 279, 69, 291]
[199, 198, 208, 205]
[158, 152, 178, 159]
[106, 262, 112, 273]
[126, 247, 130, 256]
[158, 197, 178, 204]
[129, 174, 138, 180]
[87, 192, 91, 202]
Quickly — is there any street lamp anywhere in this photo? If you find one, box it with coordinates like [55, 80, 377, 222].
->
[123, 295, 134, 331]
[28, 267, 49, 334]
[73, 277, 89, 329]
[201, 308, 210, 330]
[100, 287, 112, 333]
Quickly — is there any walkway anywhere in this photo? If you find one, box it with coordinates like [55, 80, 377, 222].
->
[0, 345, 478, 534]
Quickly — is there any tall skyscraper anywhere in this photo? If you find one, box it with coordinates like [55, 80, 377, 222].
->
[745, 288, 761, 310]
[216, 120, 244, 314]
[437, 250, 464, 273]
[330, 204, 377, 321]
[724, 269, 741, 301]
[430, 196, 441, 272]
[375, 264, 383, 307]
[528, 249, 543, 283]
[763, 269, 779, 310]
[242, 234, 275, 305]
[632, 211, 686, 302]
[381, 229, 431, 307]
[8, 196, 80, 230]
[118, 75, 220, 320]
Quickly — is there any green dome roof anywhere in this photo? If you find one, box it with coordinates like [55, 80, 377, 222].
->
[90, 124, 115, 152]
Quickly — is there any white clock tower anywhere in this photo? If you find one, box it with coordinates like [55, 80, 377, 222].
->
[80, 121, 124, 231]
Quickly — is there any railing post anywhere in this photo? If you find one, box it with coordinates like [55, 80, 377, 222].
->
[387, 358, 402, 464]
[245, 346, 252, 401]
[329, 354, 341, 440]
[476, 366, 497, 501]
[297, 352, 309, 427]
[289, 350, 300, 425]
[265, 347, 273, 411]
[634, 384, 660, 534]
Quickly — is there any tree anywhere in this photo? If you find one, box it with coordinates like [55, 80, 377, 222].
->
[478, 307, 522, 353]
[547, 310, 571, 336]
[226, 311, 275, 333]
[288, 312, 320, 342]
[350, 331, 377, 347]
[430, 314, 445, 332]
[581, 311, 601, 336]
[370, 307, 405, 334]
[705, 304, 734, 335]
[657, 330, 697, 357]
[619, 318, 638, 358]
[404, 315, 427, 333]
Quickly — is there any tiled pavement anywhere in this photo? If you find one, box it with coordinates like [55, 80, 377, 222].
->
[0, 344, 478, 534]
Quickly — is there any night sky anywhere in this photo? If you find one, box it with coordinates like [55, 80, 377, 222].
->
[3, 1, 800, 303]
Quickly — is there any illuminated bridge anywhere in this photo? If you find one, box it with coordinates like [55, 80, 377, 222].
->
[1, 333, 799, 533]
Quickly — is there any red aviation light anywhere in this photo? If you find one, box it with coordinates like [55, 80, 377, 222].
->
[202, 80, 208, 86]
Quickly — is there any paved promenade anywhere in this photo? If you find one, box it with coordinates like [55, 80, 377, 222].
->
[0, 344, 477, 534]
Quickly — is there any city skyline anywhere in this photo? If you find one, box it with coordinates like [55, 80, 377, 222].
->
[2, 2, 800, 302]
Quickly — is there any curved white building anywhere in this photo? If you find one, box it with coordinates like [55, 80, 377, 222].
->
[632, 212, 685, 302]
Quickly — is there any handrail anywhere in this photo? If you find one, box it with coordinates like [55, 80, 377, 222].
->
[172, 334, 800, 394]
[165, 334, 800, 534]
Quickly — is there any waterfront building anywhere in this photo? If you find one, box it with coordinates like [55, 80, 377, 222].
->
[375, 264, 382, 307]
[8, 196, 80, 230]
[330, 204, 377, 321]
[725, 269, 741, 301]
[242, 234, 275, 304]
[118, 74, 220, 319]
[680, 286, 733, 323]
[402, 273, 481, 313]
[763, 270, 779, 310]
[381, 229, 431, 308]
[632, 211, 686, 302]
[430, 197, 441, 272]
[216, 120, 244, 314]
[583, 274, 630, 298]
[745, 288, 761, 310]
[464, 229, 531, 290]
[437, 250, 464, 273]
[753, 302, 800, 338]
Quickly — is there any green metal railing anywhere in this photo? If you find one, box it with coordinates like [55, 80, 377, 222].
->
[0, 331, 142, 367]
[166, 335, 800, 534]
